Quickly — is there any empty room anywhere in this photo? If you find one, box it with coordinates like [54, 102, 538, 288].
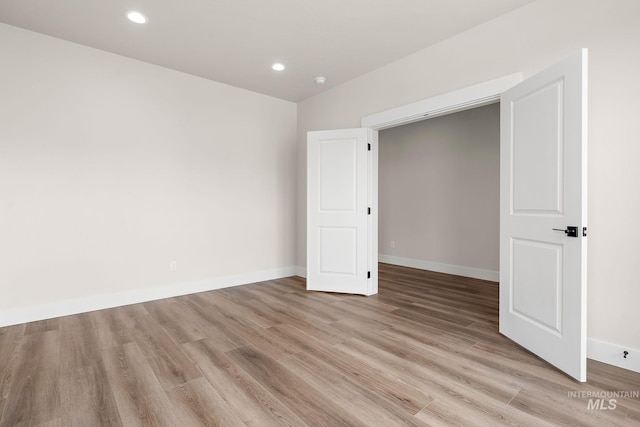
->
[1, 0, 640, 425]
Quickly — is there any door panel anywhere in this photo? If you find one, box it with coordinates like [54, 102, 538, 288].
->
[319, 139, 357, 210]
[319, 227, 357, 275]
[511, 238, 562, 334]
[512, 79, 563, 213]
[500, 49, 587, 381]
[307, 128, 377, 295]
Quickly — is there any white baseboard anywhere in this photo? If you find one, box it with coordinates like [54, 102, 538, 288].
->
[297, 256, 498, 282]
[0, 266, 299, 328]
[378, 254, 499, 282]
[588, 338, 640, 374]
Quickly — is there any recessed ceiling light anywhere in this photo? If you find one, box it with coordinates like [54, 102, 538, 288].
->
[272, 63, 286, 71]
[315, 76, 327, 85]
[126, 11, 147, 24]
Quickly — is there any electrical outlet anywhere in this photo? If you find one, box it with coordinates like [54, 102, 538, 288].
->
[169, 261, 177, 271]
[390, 241, 396, 249]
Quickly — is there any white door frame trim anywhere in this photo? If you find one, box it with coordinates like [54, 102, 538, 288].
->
[358, 73, 521, 282]
[361, 73, 522, 130]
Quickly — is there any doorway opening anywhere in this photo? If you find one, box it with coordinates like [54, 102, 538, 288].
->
[378, 103, 500, 283]
[361, 73, 520, 284]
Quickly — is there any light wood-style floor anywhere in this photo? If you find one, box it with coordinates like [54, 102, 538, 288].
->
[1, 263, 639, 426]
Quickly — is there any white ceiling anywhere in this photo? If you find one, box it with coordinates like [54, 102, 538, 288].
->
[0, 0, 535, 102]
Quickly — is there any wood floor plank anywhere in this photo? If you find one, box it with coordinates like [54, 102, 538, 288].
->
[328, 300, 400, 329]
[237, 295, 302, 326]
[101, 342, 178, 426]
[130, 313, 202, 390]
[243, 296, 350, 345]
[167, 378, 247, 427]
[3, 263, 640, 426]
[416, 396, 554, 427]
[466, 318, 500, 332]
[177, 299, 248, 351]
[338, 337, 557, 427]
[246, 290, 353, 344]
[143, 298, 208, 344]
[24, 318, 59, 336]
[197, 303, 302, 361]
[267, 323, 432, 415]
[59, 319, 102, 375]
[218, 284, 261, 304]
[381, 317, 478, 351]
[627, 408, 640, 424]
[282, 350, 430, 426]
[464, 341, 589, 391]
[389, 304, 517, 347]
[204, 292, 279, 329]
[60, 361, 123, 426]
[336, 336, 520, 407]
[56, 311, 94, 330]
[182, 338, 307, 426]
[236, 279, 299, 301]
[88, 304, 146, 349]
[370, 329, 523, 402]
[227, 345, 370, 427]
[0, 324, 25, 400]
[0, 330, 60, 427]
[410, 297, 498, 324]
[34, 418, 65, 427]
[275, 291, 352, 323]
[334, 292, 400, 313]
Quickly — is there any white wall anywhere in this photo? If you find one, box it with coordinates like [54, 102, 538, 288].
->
[297, 0, 640, 362]
[0, 24, 297, 325]
[379, 104, 499, 279]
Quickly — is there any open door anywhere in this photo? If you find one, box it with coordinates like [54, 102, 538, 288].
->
[500, 50, 588, 381]
[307, 128, 378, 295]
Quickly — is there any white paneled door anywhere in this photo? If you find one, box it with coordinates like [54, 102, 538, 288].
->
[307, 128, 377, 295]
[500, 50, 588, 381]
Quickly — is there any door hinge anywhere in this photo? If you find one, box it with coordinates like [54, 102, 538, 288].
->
[367, 271, 371, 279]
[367, 143, 371, 151]
[583, 227, 587, 237]
[368, 207, 371, 215]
